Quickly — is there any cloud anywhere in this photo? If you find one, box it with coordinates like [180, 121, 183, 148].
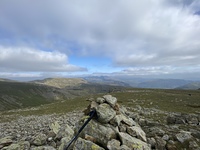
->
[0, 46, 87, 72]
[0, 0, 200, 77]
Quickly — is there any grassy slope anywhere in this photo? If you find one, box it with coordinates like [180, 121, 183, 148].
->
[0, 79, 125, 111]
[112, 88, 200, 114]
[0, 81, 54, 110]
[1, 88, 199, 122]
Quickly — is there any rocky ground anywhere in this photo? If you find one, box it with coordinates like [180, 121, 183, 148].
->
[0, 95, 200, 150]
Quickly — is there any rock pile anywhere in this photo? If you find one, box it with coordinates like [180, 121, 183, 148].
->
[73, 95, 151, 150]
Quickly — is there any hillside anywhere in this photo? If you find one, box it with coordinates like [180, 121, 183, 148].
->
[31, 78, 87, 88]
[0, 78, 126, 111]
[83, 76, 130, 87]
[176, 82, 200, 90]
[0, 88, 199, 149]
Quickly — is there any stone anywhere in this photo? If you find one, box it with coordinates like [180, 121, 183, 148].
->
[122, 117, 136, 126]
[103, 95, 117, 108]
[120, 145, 131, 150]
[31, 146, 56, 150]
[32, 133, 47, 146]
[127, 126, 147, 142]
[175, 131, 192, 143]
[73, 137, 105, 150]
[119, 123, 127, 132]
[148, 127, 165, 137]
[55, 124, 74, 140]
[96, 103, 116, 123]
[19, 141, 30, 150]
[118, 132, 151, 150]
[147, 138, 156, 149]
[155, 137, 166, 150]
[162, 134, 169, 141]
[107, 139, 121, 150]
[90, 101, 99, 110]
[96, 97, 106, 104]
[5, 143, 20, 150]
[58, 136, 73, 150]
[49, 121, 60, 134]
[0, 136, 13, 147]
[189, 141, 199, 149]
[75, 119, 117, 148]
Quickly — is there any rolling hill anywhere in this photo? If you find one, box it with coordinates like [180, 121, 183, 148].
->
[0, 78, 126, 111]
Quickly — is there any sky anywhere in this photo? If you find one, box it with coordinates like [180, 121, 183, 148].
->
[0, 0, 200, 80]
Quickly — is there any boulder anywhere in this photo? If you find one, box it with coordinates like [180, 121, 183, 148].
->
[96, 103, 116, 123]
[49, 121, 60, 135]
[75, 119, 117, 148]
[103, 95, 117, 108]
[55, 124, 74, 140]
[73, 137, 105, 150]
[127, 126, 147, 142]
[32, 133, 47, 146]
[107, 139, 121, 150]
[0, 136, 13, 148]
[31, 146, 56, 150]
[175, 131, 192, 143]
[96, 97, 106, 104]
[4, 143, 20, 150]
[119, 132, 151, 150]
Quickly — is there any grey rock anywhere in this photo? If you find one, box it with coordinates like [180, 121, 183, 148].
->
[127, 126, 147, 142]
[147, 137, 156, 149]
[5, 143, 20, 150]
[75, 119, 117, 148]
[103, 95, 117, 108]
[189, 141, 199, 149]
[73, 137, 105, 150]
[155, 137, 166, 150]
[96, 97, 106, 104]
[32, 133, 47, 146]
[58, 136, 73, 150]
[175, 131, 192, 143]
[96, 103, 116, 123]
[162, 134, 170, 141]
[107, 139, 120, 150]
[0, 136, 13, 147]
[55, 124, 74, 140]
[31, 146, 56, 150]
[120, 145, 131, 150]
[49, 121, 60, 135]
[148, 127, 165, 137]
[119, 123, 127, 132]
[118, 132, 151, 150]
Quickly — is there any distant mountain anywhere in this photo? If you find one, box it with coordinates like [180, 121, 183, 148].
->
[31, 78, 87, 88]
[83, 76, 198, 89]
[0, 78, 17, 82]
[83, 76, 131, 87]
[136, 79, 191, 89]
[175, 82, 200, 90]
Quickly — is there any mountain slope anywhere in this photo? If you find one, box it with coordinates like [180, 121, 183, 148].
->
[31, 78, 87, 88]
[136, 79, 191, 89]
[176, 82, 200, 90]
[0, 78, 126, 111]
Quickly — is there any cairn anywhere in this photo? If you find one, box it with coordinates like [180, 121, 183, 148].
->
[71, 95, 151, 150]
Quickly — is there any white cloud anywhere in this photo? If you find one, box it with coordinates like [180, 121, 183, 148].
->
[0, 46, 87, 72]
[0, 0, 200, 78]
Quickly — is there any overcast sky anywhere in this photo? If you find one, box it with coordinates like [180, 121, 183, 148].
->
[0, 0, 200, 80]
